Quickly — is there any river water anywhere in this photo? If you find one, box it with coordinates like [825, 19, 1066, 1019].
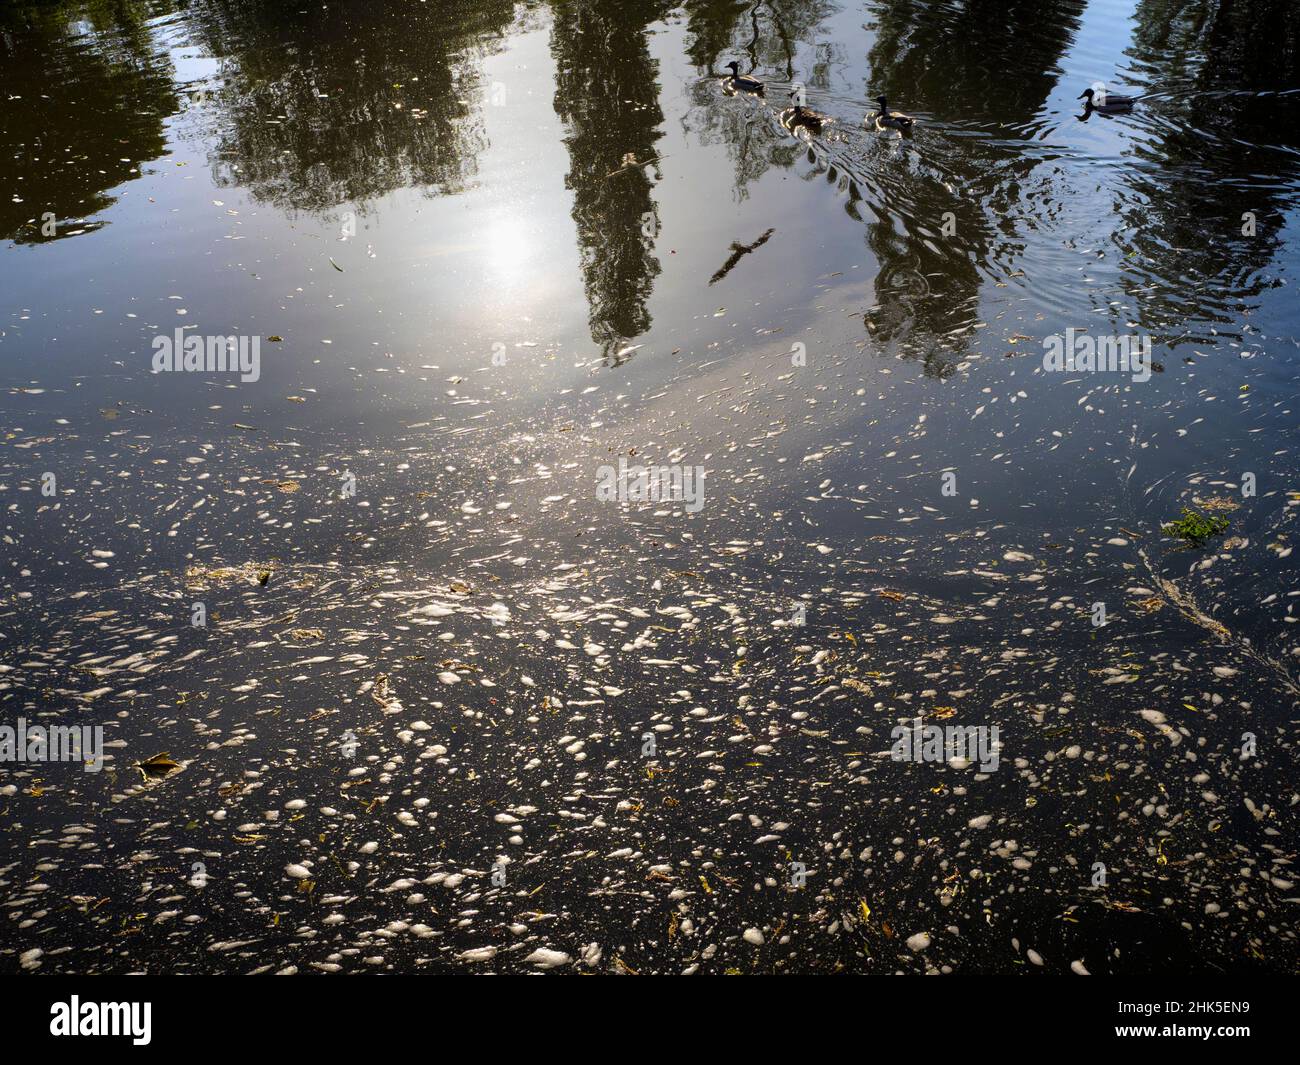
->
[2, 0, 1299, 974]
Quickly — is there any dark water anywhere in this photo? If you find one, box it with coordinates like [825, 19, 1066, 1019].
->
[2, 0, 1299, 975]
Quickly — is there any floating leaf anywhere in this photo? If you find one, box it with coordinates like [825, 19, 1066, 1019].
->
[135, 753, 181, 781]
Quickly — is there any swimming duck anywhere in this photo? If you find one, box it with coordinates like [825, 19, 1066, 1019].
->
[722, 61, 765, 96]
[1078, 87, 1134, 112]
[870, 95, 914, 131]
[780, 90, 832, 134]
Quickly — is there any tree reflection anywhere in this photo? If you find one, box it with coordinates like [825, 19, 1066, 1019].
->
[0, 0, 175, 245]
[1116, 0, 1300, 338]
[866, 0, 1085, 122]
[182, 0, 520, 212]
[6, 0, 1299, 377]
[550, 0, 671, 362]
[681, 0, 839, 200]
[861, 0, 1084, 376]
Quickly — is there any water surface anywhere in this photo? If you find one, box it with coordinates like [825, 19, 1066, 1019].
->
[2, 0, 1299, 974]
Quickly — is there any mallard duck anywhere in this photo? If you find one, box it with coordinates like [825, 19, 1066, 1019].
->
[1078, 87, 1134, 112]
[780, 90, 832, 134]
[870, 95, 914, 131]
[722, 61, 765, 96]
